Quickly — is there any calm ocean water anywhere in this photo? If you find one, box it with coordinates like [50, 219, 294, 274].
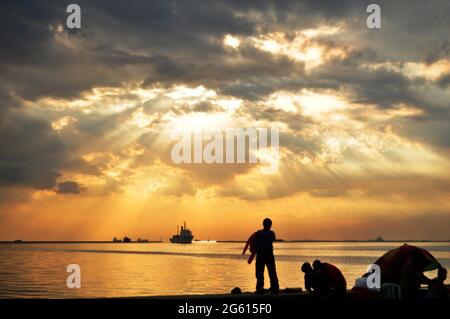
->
[0, 242, 448, 298]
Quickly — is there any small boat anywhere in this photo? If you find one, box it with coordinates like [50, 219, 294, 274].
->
[170, 222, 194, 244]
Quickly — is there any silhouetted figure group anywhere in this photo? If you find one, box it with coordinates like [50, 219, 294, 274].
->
[301, 260, 346, 297]
[245, 219, 448, 300]
[350, 243, 448, 300]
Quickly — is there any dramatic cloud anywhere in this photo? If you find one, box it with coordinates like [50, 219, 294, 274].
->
[0, 0, 449, 240]
[55, 181, 82, 194]
[0, 108, 91, 190]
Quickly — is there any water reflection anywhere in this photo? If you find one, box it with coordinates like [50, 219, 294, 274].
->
[0, 242, 448, 298]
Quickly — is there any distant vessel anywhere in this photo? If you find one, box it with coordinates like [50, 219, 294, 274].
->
[123, 236, 131, 243]
[170, 222, 194, 244]
[367, 235, 385, 242]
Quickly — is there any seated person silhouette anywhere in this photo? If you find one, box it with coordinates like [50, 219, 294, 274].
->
[400, 256, 436, 300]
[425, 267, 448, 300]
[312, 260, 347, 297]
[301, 262, 322, 294]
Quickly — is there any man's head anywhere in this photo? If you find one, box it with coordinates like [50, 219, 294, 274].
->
[262, 218, 272, 230]
[437, 267, 447, 283]
[312, 260, 323, 270]
[301, 262, 313, 273]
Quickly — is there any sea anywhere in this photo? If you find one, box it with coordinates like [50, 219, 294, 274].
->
[0, 241, 448, 298]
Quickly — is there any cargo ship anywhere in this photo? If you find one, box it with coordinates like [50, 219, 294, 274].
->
[170, 222, 194, 244]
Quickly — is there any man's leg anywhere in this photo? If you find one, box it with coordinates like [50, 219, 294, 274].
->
[266, 254, 279, 293]
[255, 254, 265, 293]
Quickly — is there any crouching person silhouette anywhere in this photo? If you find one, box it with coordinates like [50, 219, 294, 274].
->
[255, 218, 279, 294]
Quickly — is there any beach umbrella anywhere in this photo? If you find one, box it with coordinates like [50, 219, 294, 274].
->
[374, 244, 441, 282]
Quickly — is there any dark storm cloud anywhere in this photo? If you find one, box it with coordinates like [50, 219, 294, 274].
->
[394, 116, 450, 149]
[0, 108, 93, 191]
[75, 105, 138, 136]
[0, 1, 152, 100]
[0, 0, 62, 64]
[0, 108, 62, 189]
[55, 180, 82, 194]
[1, 0, 449, 103]
[437, 73, 450, 88]
[425, 40, 450, 65]
[143, 50, 307, 100]
[310, 60, 419, 108]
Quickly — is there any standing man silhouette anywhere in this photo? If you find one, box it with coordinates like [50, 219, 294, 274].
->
[255, 218, 279, 294]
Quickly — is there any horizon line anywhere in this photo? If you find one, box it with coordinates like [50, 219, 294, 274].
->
[1, 239, 449, 244]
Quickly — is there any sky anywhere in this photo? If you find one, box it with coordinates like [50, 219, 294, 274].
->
[0, 0, 449, 241]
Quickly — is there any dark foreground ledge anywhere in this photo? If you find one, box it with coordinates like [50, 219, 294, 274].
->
[2, 291, 448, 319]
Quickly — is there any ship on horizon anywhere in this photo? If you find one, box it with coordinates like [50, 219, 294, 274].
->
[170, 222, 194, 244]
